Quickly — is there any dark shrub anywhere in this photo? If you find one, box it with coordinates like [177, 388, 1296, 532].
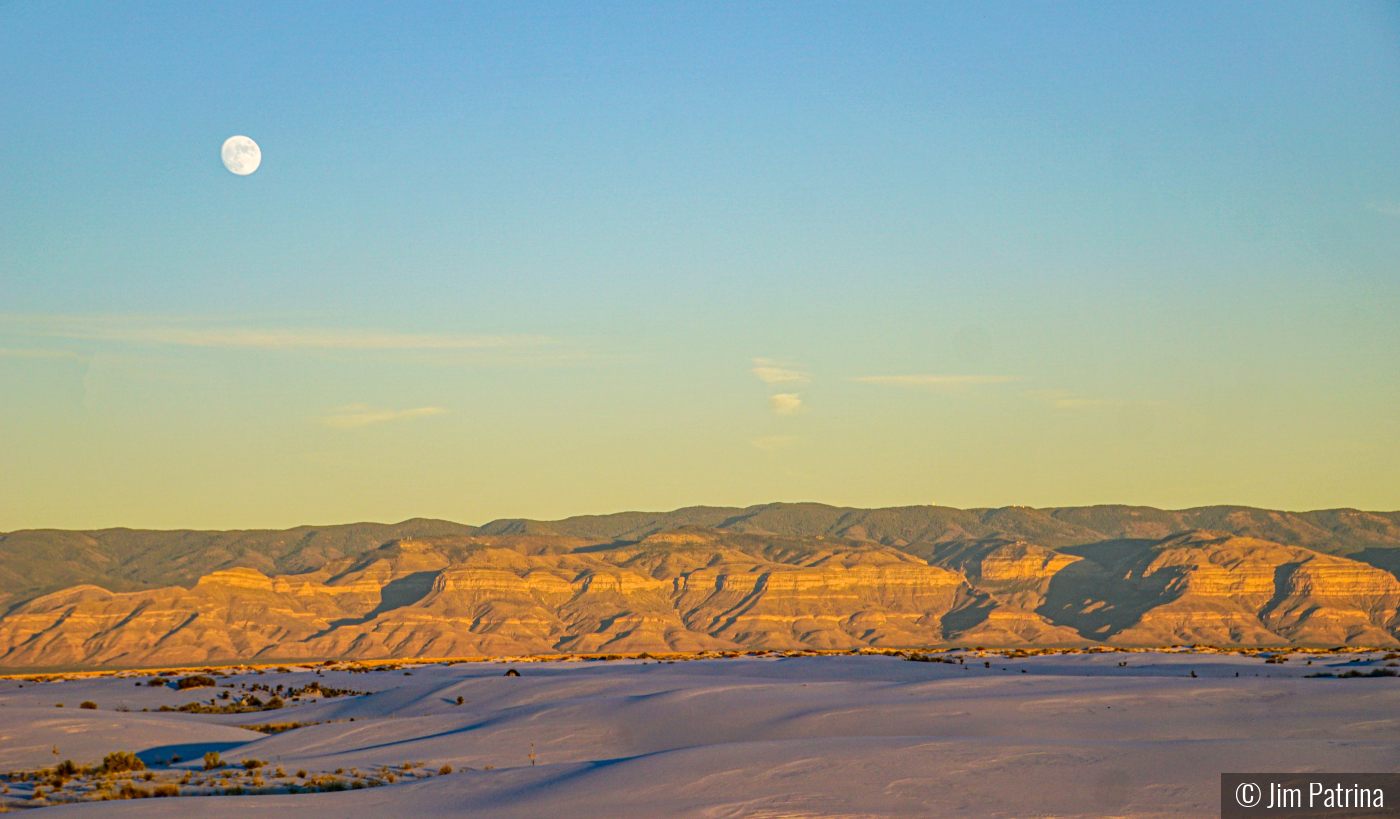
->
[80, 701, 97, 709]
[177, 675, 217, 690]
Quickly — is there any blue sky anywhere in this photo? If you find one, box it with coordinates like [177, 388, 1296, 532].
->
[2, 2, 1398, 528]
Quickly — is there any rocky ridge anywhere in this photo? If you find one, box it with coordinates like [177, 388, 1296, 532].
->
[5, 525, 1400, 667]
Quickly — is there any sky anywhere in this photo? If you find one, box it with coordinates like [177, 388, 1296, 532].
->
[1, 1, 1398, 530]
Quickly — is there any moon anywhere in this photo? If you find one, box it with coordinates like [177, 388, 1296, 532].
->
[221, 135, 261, 175]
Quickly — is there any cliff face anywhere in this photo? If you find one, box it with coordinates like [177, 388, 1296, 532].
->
[6, 503, 1399, 613]
[1040, 533, 1400, 647]
[4, 527, 1400, 667]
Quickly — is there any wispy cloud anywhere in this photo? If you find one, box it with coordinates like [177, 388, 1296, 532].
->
[752, 434, 797, 451]
[0, 315, 549, 350]
[1022, 389, 1106, 409]
[769, 393, 804, 415]
[315, 404, 449, 430]
[852, 374, 1014, 388]
[0, 347, 83, 360]
[751, 358, 810, 386]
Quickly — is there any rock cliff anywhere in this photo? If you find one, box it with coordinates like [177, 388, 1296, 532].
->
[4, 527, 1400, 667]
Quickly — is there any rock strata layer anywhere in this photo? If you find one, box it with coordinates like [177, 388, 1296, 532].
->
[4, 526, 1400, 667]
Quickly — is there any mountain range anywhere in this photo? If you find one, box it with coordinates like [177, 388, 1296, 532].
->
[4, 503, 1400, 667]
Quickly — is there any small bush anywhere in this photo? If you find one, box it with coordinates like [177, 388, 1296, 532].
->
[296, 769, 307, 778]
[80, 701, 97, 709]
[148, 678, 167, 687]
[1341, 668, 1398, 678]
[118, 782, 152, 799]
[101, 751, 146, 774]
[55, 703, 64, 707]
[202, 751, 223, 770]
[265, 696, 284, 709]
[456, 695, 464, 705]
[438, 764, 452, 775]
[177, 675, 217, 690]
[242, 758, 266, 770]
[152, 783, 179, 797]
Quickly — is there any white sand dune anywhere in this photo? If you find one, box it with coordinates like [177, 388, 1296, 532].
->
[0, 708, 262, 771]
[4, 651, 1397, 817]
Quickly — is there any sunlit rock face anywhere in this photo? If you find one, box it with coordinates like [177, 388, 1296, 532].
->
[3, 527, 1400, 667]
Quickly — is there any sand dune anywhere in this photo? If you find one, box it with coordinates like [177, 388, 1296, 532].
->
[4, 651, 1398, 817]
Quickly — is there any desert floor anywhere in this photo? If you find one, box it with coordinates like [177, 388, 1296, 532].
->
[3, 649, 1398, 817]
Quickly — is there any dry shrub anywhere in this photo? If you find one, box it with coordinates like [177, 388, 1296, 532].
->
[117, 782, 151, 799]
[100, 751, 146, 774]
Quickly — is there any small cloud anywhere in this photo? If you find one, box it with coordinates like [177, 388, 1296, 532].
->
[852, 375, 1014, 388]
[1021, 389, 1107, 409]
[0, 347, 82, 360]
[1369, 201, 1400, 217]
[752, 435, 797, 451]
[315, 405, 448, 430]
[769, 393, 804, 415]
[751, 358, 810, 385]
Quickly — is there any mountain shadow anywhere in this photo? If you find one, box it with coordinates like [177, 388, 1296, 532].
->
[1037, 539, 1186, 640]
[324, 570, 440, 629]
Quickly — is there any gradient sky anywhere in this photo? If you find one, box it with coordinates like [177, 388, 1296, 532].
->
[2, 2, 1398, 530]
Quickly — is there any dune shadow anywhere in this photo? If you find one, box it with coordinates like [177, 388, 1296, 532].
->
[136, 741, 250, 767]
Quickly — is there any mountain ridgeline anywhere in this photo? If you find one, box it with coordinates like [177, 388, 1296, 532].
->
[3, 503, 1400, 667]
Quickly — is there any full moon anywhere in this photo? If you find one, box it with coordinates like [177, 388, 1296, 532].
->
[221, 135, 261, 175]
